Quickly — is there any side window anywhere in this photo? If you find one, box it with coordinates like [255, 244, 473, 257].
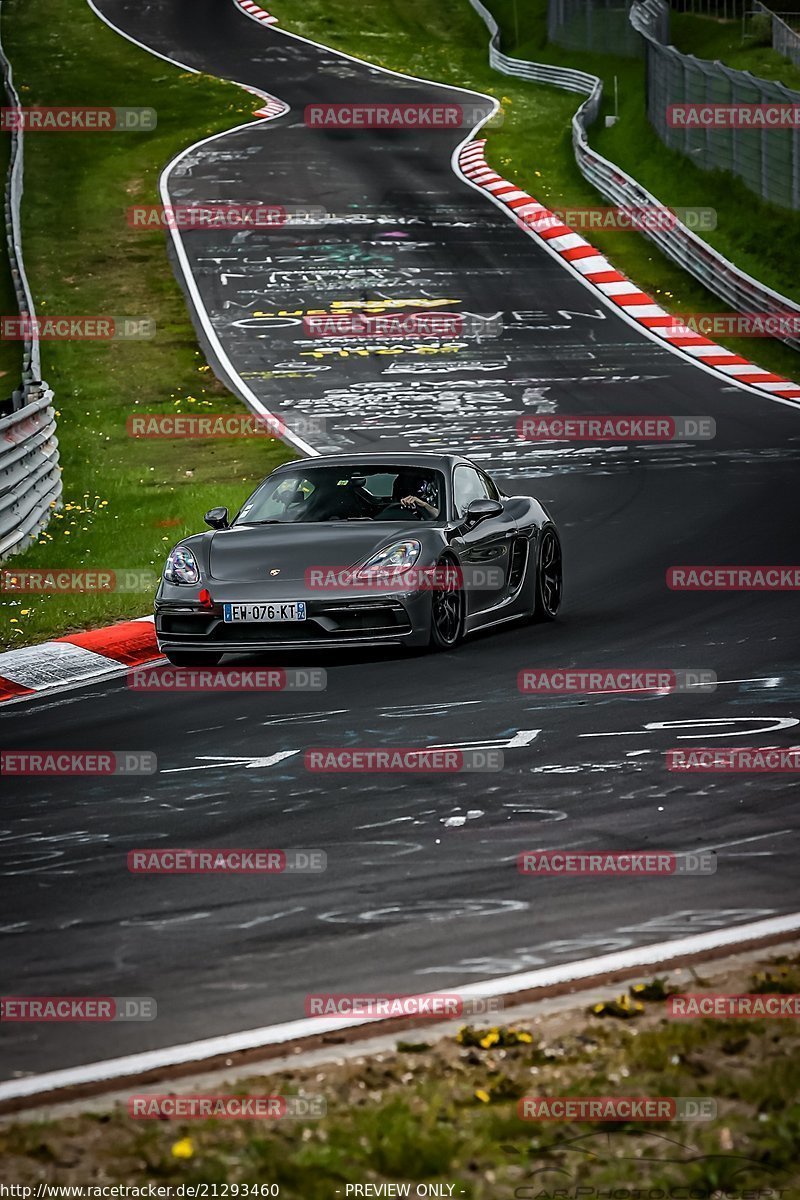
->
[482, 472, 500, 500]
[453, 466, 490, 517]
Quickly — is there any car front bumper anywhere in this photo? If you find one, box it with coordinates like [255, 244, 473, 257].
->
[154, 584, 433, 652]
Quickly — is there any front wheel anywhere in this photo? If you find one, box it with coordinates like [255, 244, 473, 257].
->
[428, 557, 465, 651]
[164, 650, 224, 666]
[532, 526, 562, 621]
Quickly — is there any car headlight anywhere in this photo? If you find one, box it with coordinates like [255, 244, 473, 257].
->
[164, 544, 200, 585]
[358, 539, 422, 576]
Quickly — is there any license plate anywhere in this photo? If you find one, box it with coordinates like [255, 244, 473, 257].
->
[223, 601, 307, 623]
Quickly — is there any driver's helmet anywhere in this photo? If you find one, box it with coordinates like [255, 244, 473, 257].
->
[392, 470, 439, 510]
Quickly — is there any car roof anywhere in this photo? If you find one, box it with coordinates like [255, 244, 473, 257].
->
[272, 452, 482, 472]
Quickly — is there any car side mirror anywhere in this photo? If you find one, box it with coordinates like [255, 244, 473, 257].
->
[204, 507, 229, 530]
[464, 497, 503, 523]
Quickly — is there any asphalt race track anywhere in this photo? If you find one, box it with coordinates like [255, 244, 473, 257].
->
[1, 0, 799, 1080]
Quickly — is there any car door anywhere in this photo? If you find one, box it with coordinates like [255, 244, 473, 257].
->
[450, 465, 516, 616]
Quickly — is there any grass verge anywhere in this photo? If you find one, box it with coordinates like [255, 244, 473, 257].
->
[0, 0, 292, 651]
[267, 0, 800, 383]
[2, 950, 798, 1194]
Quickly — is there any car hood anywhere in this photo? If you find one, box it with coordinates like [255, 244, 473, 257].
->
[206, 522, 427, 583]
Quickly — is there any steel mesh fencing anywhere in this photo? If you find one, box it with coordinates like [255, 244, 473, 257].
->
[631, 0, 800, 209]
[643, 43, 800, 207]
[752, 2, 800, 68]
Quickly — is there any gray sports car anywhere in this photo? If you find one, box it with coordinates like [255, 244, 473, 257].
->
[154, 452, 562, 663]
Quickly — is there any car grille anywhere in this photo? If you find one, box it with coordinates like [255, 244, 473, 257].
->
[159, 600, 412, 643]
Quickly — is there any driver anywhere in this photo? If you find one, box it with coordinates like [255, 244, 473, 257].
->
[394, 471, 440, 518]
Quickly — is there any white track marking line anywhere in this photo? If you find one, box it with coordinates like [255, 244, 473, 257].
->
[161, 750, 300, 774]
[693, 830, 794, 854]
[2, 911, 798, 1103]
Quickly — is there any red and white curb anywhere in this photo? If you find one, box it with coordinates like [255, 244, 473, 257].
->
[458, 140, 800, 404]
[234, 0, 279, 26]
[232, 0, 287, 117]
[0, 616, 159, 704]
[252, 96, 289, 119]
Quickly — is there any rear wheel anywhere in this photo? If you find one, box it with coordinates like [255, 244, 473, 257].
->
[532, 527, 562, 621]
[428, 557, 464, 651]
[164, 651, 224, 666]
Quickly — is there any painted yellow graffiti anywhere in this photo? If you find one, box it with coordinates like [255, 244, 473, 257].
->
[251, 299, 463, 318]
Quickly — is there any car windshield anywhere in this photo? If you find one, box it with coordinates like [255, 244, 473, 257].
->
[234, 466, 445, 525]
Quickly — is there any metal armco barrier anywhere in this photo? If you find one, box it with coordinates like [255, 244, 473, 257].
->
[0, 3, 40, 390]
[466, 0, 800, 352]
[0, 386, 61, 560]
[0, 0, 60, 556]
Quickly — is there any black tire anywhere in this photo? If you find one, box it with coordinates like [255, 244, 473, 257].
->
[428, 557, 465, 651]
[164, 651, 224, 666]
[532, 526, 562, 621]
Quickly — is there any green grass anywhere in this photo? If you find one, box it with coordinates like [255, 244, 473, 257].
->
[0, 0, 292, 651]
[267, 0, 800, 385]
[2, 954, 799, 1194]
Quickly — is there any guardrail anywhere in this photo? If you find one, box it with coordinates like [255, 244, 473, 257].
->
[0, 4, 40, 390]
[466, 0, 800, 352]
[0, 385, 61, 559]
[0, 1, 60, 557]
